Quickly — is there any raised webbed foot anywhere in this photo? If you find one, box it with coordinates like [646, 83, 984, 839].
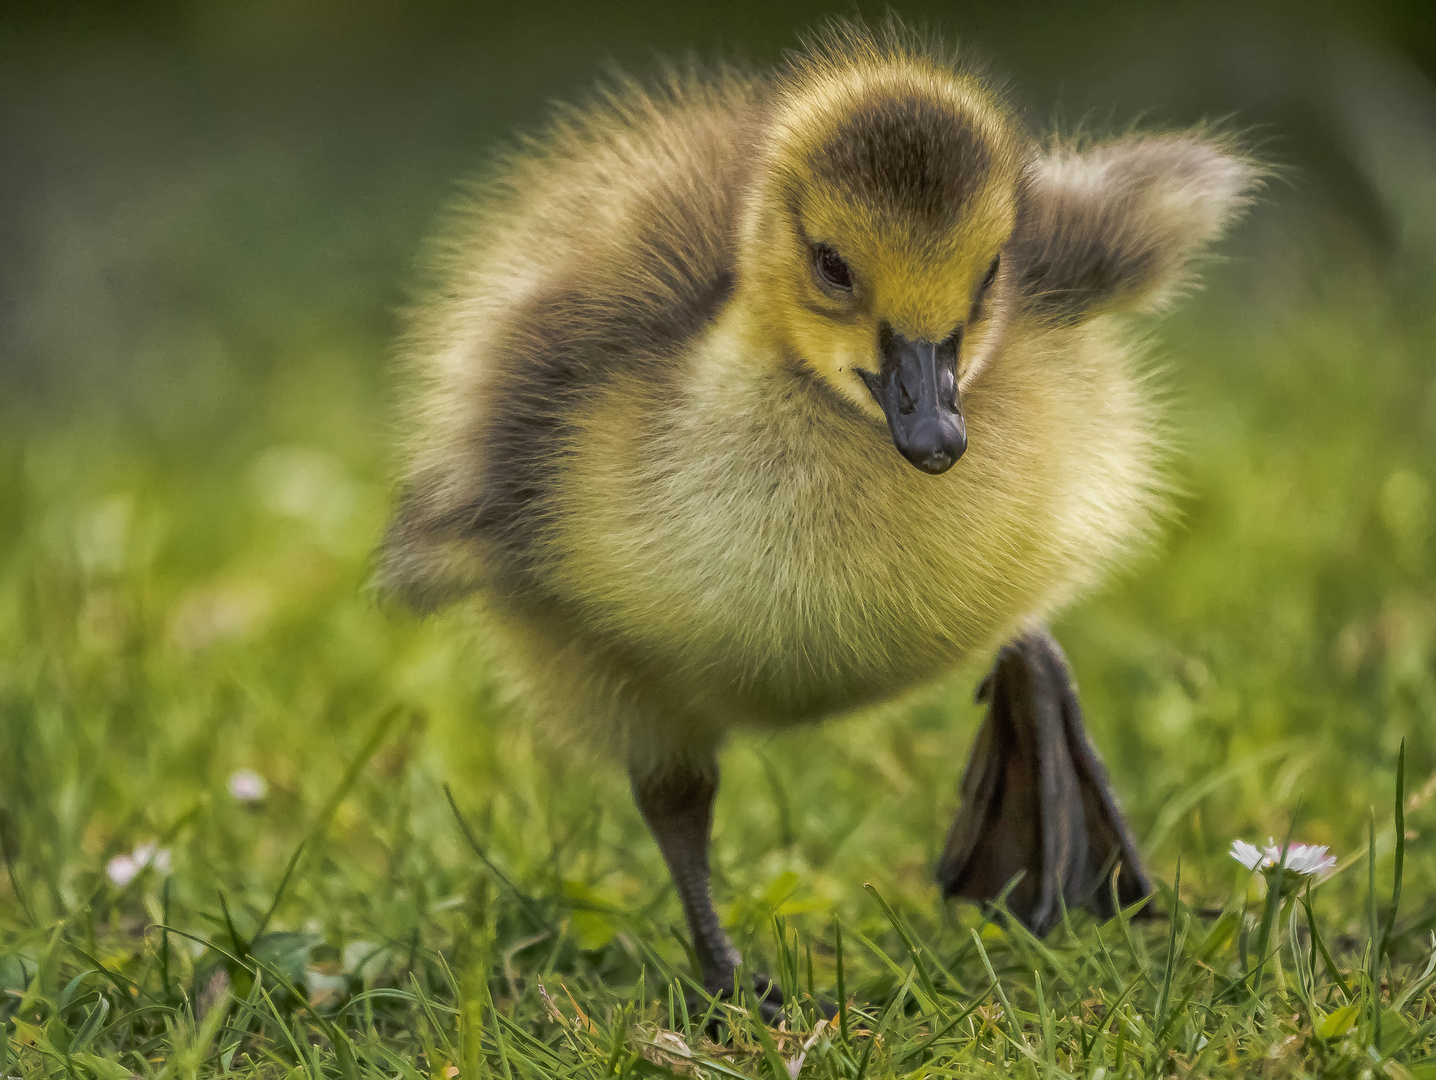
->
[936, 629, 1150, 935]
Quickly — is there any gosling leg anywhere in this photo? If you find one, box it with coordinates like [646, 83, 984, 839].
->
[630, 754, 784, 1019]
[935, 629, 1150, 935]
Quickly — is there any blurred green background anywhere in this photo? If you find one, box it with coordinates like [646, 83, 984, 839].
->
[2, 0, 1435, 988]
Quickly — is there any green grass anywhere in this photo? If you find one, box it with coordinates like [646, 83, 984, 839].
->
[3, 186, 1436, 1076]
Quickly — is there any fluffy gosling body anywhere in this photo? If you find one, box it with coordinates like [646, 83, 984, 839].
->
[381, 24, 1258, 1002]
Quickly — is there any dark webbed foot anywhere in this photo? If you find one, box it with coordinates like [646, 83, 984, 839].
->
[936, 629, 1150, 935]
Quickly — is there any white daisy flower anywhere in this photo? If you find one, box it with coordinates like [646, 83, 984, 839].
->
[228, 768, 269, 803]
[1229, 839, 1267, 872]
[105, 854, 139, 888]
[106, 841, 172, 887]
[1230, 837, 1336, 885]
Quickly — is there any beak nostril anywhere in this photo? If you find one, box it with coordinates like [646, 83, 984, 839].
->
[911, 447, 957, 475]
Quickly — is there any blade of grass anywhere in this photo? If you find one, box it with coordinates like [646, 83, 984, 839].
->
[159, 876, 171, 1001]
[1287, 894, 1322, 1035]
[1035, 970, 1055, 1078]
[844, 924, 937, 1014]
[805, 940, 815, 1008]
[688, 1053, 773, 1080]
[1381, 739, 1406, 965]
[64, 944, 149, 1005]
[897, 987, 994, 1070]
[746, 994, 793, 1080]
[854, 977, 909, 1080]
[1393, 934, 1436, 1012]
[217, 890, 250, 971]
[1082, 977, 1140, 1063]
[1369, 812, 1381, 1051]
[753, 748, 794, 849]
[1153, 857, 1184, 1039]
[444, 785, 554, 934]
[1302, 892, 1352, 1002]
[864, 882, 946, 1006]
[254, 705, 400, 942]
[968, 928, 1023, 1049]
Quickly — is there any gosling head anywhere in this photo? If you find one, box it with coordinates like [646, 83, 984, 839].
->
[740, 34, 1027, 475]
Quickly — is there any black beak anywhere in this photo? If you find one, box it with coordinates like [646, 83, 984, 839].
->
[859, 326, 967, 475]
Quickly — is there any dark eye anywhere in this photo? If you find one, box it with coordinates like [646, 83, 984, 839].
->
[812, 244, 854, 291]
[972, 254, 1000, 316]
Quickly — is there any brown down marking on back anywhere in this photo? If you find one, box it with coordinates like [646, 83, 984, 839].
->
[477, 263, 737, 601]
[383, 108, 750, 611]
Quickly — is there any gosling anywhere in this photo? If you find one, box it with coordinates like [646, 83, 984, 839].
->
[379, 23, 1258, 1007]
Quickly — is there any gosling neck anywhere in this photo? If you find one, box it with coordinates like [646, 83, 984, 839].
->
[678, 285, 878, 466]
[708, 284, 811, 394]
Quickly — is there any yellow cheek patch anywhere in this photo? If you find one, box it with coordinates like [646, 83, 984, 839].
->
[779, 304, 886, 414]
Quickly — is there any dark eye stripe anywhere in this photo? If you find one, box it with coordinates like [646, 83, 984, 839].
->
[812, 243, 854, 291]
